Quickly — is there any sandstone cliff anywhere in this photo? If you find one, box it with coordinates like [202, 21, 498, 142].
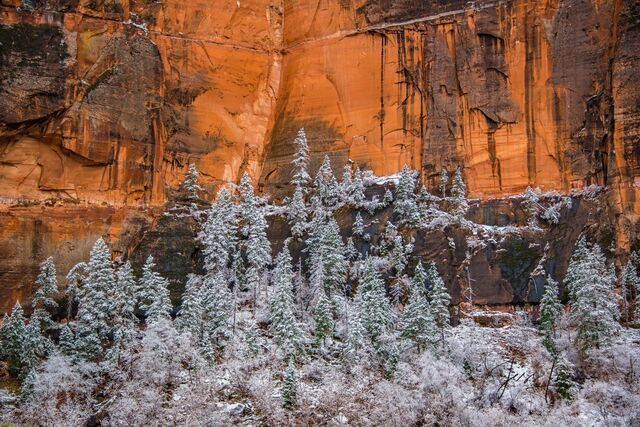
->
[0, 0, 638, 312]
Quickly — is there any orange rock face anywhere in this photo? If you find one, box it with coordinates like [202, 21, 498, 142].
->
[0, 0, 639, 311]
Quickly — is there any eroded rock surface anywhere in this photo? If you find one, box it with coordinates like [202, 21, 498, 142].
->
[0, 0, 639, 312]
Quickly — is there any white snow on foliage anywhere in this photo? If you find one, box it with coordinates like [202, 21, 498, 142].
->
[0, 130, 637, 426]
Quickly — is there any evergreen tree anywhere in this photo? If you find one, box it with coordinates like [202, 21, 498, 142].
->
[341, 164, 353, 202]
[401, 262, 436, 351]
[1, 302, 27, 375]
[553, 355, 576, 400]
[0, 305, 46, 378]
[75, 238, 115, 359]
[181, 163, 203, 199]
[356, 258, 391, 345]
[350, 167, 366, 208]
[352, 212, 365, 237]
[314, 155, 339, 208]
[565, 238, 619, 351]
[450, 167, 468, 221]
[523, 186, 540, 227]
[311, 216, 348, 296]
[411, 261, 428, 295]
[21, 321, 43, 377]
[564, 235, 590, 289]
[291, 128, 311, 188]
[345, 237, 358, 261]
[281, 361, 298, 410]
[74, 319, 102, 361]
[309, 252, 326, 304]
[393, 165, 420, 224]
[243, 318, 262, 357]
[58, 324, 75, 356]
[32, 257, 58, 332]
[112, 261, 138, 349]
[288, 185, 308, 239]
[138, 256, 172, 324]
[314, 292, 334, 345]
[417, 184, 429, 206]
[239, 173, 272, 309]
[202, 187, 238, 274]
[176, 274, 204, 339]
[620, 261, 639, 323]
[383, 188, 394, 206]
[65, 262, 87, 320]
[345, 301, 367, 358]
[538, 276, 562, 353]
[425, 262, 450, 343]
[200, 271, 233, 358]
[417, 185, 437, 222]
[270, 247, 305, 358]
[380, 222, 414, 277]
[439, 169, 448, 198]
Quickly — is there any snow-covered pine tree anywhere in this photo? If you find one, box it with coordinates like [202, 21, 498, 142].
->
[553, 355, 576, 400]
[356, 258, 391, 346]
[412, 261, 428, 297]
[313, 216, 348, 296]
[1, 301, 27, 375]
[450, 167, 468, 222]
[288, 185, 308, 239]
[352, 212, 365, 238]
[393, 165, 420, 224]
[439, 169, 449, 198]
[291, 128, 311, 189]
[381, 222, 414, 277]
[58, 324, 75, 356]
[538, 276, 562, 353]
[425, 262, 450, 343]
[345, 237, 358, 261]
[383, 188, 394, 207]
[350, 167, 366, 208]
[239, 173, 272, 310]
[401, 262, 436, 351]
[202, 187, 238, 274]
[565, 238, 619, 351]
[523, 186, 541, 227]
[340, 164, 353, 202]
[417, 185, 429, 206]
[314, 155, 340, 208]
[281, 360, 298, 409]
[620, 261, 640, 323]
[112, 261, 138, 349]
[200, 271, 233, 358]
[21, 321, 43, 377]
[564, 235, 589, 289]
[314, 292, 334, 346]
[138, 256, 172, 325]
[309, 251, 326, 304]
[65, 262, 86, 320]
[181, 163, 203, 199]
[32, 257, 58, 332]
[243, 318, 263, 357]
[417, 185, 437, 222]
[345, 300, 367, 358]
[75, 238, 115, 359]
[314, 155, 331, 201]
[176, 274, 204, 339]
[270, 247, 304, 358]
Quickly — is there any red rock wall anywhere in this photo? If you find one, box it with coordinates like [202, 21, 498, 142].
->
[0, 0, 639, 312]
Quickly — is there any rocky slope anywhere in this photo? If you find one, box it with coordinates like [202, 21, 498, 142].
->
[0, 0, 638, 312]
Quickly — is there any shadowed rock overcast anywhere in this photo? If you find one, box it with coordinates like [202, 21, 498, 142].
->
[0, 0, 639, 312]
